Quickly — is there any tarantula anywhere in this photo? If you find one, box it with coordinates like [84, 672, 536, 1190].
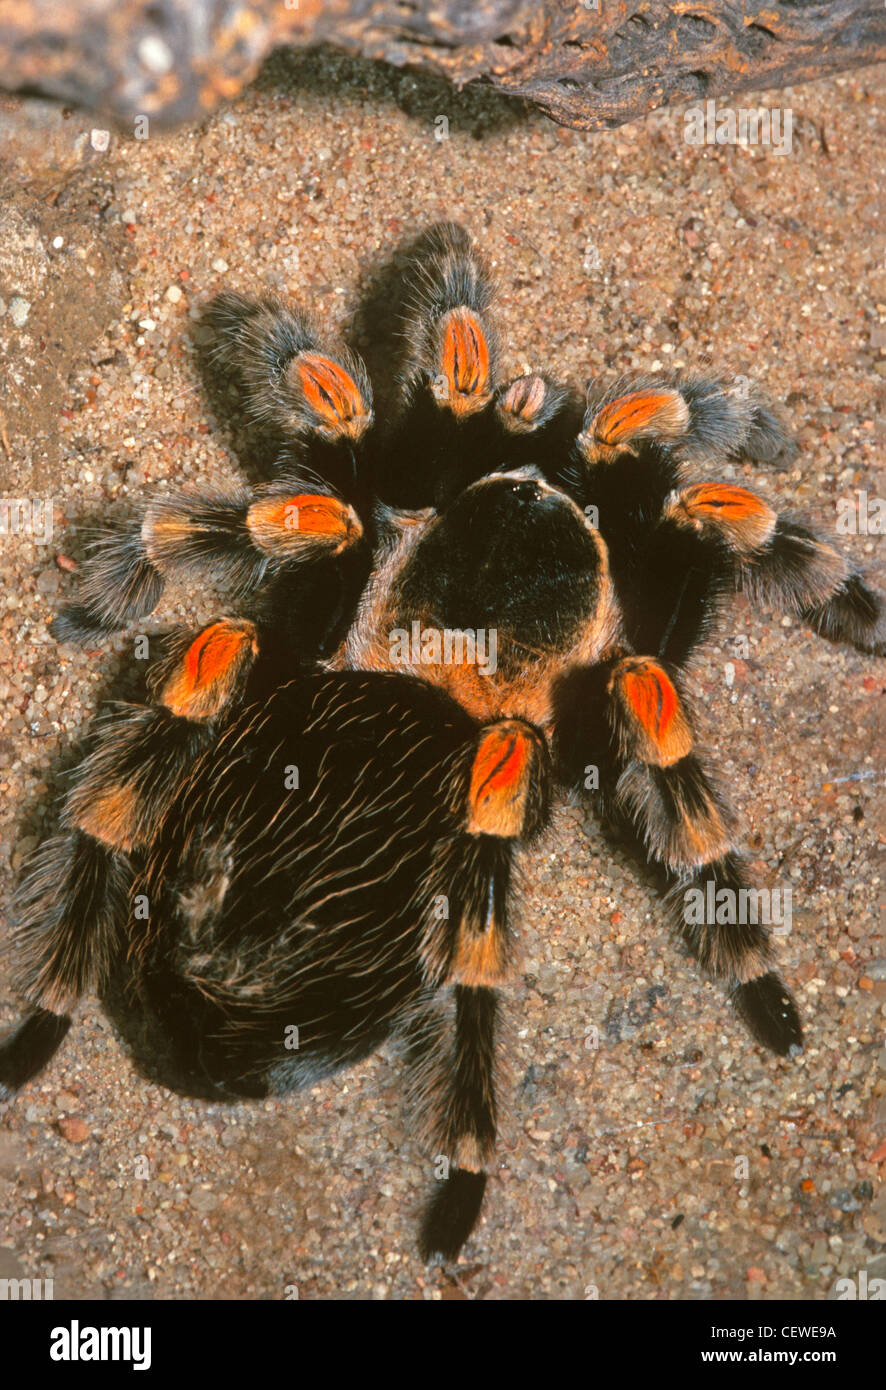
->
[1, 225, 883, 1261]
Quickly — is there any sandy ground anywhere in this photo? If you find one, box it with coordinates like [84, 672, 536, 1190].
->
[0, 48, 884, 1302]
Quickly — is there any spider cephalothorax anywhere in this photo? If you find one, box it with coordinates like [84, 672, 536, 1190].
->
[1, 224, 883, 1261]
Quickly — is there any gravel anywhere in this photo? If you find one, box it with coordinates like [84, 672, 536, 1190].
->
[0, 49, 883, 1301]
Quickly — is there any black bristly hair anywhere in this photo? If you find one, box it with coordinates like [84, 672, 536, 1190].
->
[1, 224, 883, 1264]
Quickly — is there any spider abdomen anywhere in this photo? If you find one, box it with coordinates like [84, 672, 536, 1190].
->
[102, 672, 520, 1100]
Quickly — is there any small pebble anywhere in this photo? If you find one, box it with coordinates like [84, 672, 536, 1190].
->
[9, 296, 30, 327]
[189, 1188, 219, 1214]
[36, 568, 60, 594]
[138, 35, 174, 75]
[58, 1118, 90, 1143]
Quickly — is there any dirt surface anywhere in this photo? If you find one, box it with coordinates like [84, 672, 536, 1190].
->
[0, 48, 884, 1302]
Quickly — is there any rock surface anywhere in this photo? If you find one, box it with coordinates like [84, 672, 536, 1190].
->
[0, 1, 884, 130]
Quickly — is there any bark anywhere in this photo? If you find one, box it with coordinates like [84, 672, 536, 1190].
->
[0, 0, 883, 132]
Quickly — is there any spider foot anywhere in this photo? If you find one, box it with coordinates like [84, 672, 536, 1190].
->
[0, 1010, 72, 1100]
[419, 1168, 488, 1262]
[735, 519, 886, 656]
[579, 372, 789, 466]
[670, 854, 803, 1055]
[801, 571, 886, 657]
[732, 972, 803, 1057]
[413, 985, 497, 1261]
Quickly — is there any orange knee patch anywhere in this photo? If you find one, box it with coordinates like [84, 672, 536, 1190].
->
[71, 782, 142, 852]
[291, 354, 371, 441]
[582, 389, 689, 461]
[247, 493, 362, 556]
[497, 374, 547, 433]
[435, 308, 492, 417]
[142, 509, 200, 568]
[160, 619, 258, 720]
[449, 918, 509, 987]
[611, 658, 693, 766]
[674, 800, 732, 867]
[467, 721, 539, 837]
[665, 483, 776, 552]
